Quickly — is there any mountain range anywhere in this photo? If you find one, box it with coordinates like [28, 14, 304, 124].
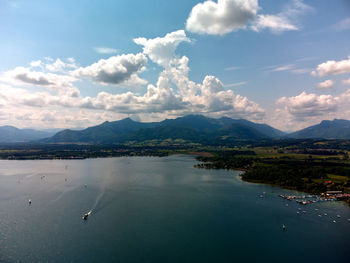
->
[0, 126, 58, 143]
[1, 116, 350, 144]
[286, 119, 350, 139]
[44, 115, 285, 144]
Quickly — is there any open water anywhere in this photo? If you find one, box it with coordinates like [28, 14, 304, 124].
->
[0, 155, 349, 262]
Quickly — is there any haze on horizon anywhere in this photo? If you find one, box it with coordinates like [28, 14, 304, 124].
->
[1, 0, 350, 132]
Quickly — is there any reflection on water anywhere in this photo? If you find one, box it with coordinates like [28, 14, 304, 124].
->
[0, 155, 349, 263]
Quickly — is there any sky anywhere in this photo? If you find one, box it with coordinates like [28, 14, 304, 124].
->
[0, 0, 350, 131]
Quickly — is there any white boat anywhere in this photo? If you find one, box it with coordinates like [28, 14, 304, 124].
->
[282, 224, 286, 230]
[82, 210, 92, 220]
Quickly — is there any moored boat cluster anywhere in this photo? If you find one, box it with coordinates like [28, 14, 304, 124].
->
[279, 192, 350, 205]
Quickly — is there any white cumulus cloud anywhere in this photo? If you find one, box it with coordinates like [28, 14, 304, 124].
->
[317, 79, 334, 90]
[30, 60, 42, 68]
[186, 0, 258, 35]
[73, 53, 147, 86]
[134, 30, 190, 67]
[186, 0, 311, 35]
[46, 58, 77, 72]
[2, 66, 79, 97]
[312, 56, 350, 77]
[271, 90, 350, 131]
[276, 91, 339, 119]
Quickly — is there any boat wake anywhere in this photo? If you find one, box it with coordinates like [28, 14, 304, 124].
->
[88, 170, 143, 215]
[90, 189, 105, 212]
[89, 170, 117, 215]
[90, 189, 118, 214]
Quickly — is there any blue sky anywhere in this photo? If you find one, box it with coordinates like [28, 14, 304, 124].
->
[0, 0, 350, 131]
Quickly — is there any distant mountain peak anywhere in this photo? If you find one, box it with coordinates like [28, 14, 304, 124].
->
[0, 126, 55, 143]
[112, 117, 136, 124]
[121, 117, 133, 121]
[288, 119, 350, 139]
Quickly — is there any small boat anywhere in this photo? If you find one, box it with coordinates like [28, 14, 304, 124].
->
[282, 224, 286, 231]
[82, 210, 92, 220]
[28, 199, 32, 205]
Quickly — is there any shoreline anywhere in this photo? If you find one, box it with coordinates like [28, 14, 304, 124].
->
[194, 161, 350, 206]
[239, 176, 350, 206]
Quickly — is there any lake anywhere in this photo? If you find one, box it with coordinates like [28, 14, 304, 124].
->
[0, 155, 349, 263]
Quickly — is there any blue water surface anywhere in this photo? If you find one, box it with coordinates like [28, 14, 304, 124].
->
[0, 155, 349, 263]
